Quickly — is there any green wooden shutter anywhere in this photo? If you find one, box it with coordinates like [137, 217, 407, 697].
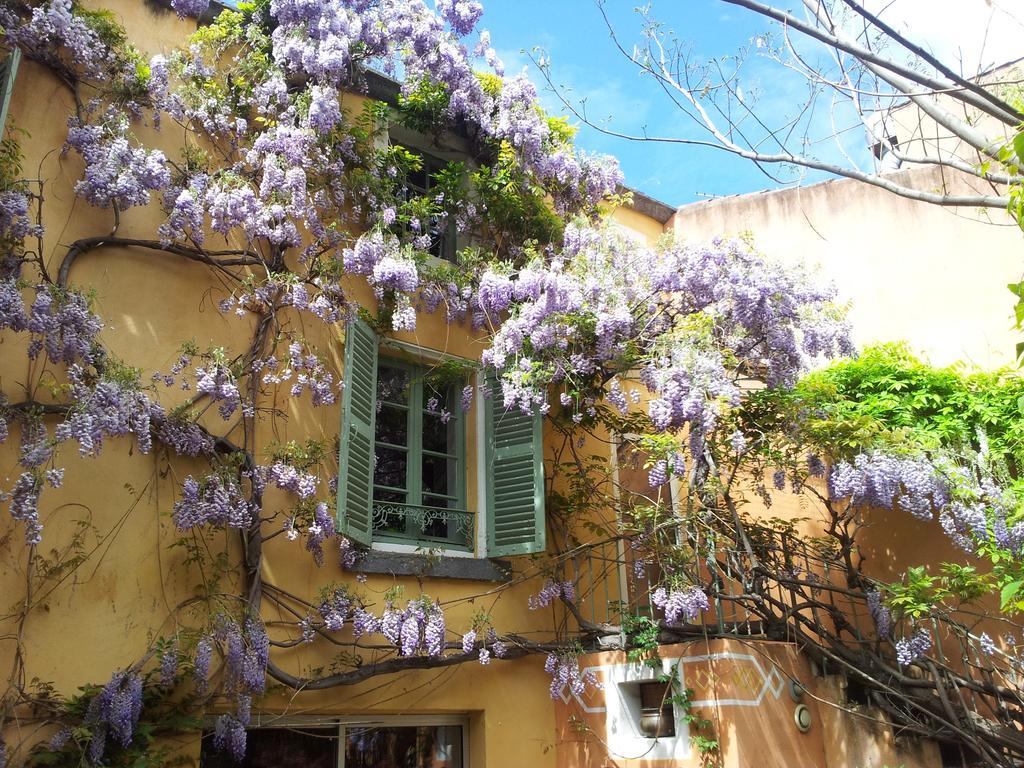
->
[0, 49, 20, 133]
[484, 373, 546, 556]
[337, 317, 378, 546]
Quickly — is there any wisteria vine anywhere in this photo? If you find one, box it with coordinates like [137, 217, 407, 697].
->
[0, 0, 1019, 766]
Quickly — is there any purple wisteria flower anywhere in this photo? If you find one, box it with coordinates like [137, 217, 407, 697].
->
[170, 0, 210, 18]
[160, 643, 179, 687]
[65, 113, 170, 210]
[866, 590, 892, 638]
[528, 579, 575, 610]
[195, 363, 241, 420]
[482, 225, 849, 452]
[648, 460, 668, 488]
[544, 653, 599, 700]
[84, 669, 144, 761]
[895, 628, 932, 666]
[829, 452, 949, 521]
[979, 632, 996, 656]
[652, 585, 710, 625]
[213, 714, 247, 762]
[194, 636, 213, 695]
[173, 474, 254, 530]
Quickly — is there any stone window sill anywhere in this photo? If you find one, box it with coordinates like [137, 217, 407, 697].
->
[348, 551, 511, 582]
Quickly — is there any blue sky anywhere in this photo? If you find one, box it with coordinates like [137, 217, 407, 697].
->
[476, 0, 1024, 207]
[479, 0, 817, 207]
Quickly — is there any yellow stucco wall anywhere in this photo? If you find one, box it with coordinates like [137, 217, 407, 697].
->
[673, 165, 1023, 369]
[553, 638, 941, 768]
[0, 3, 564, 766]
[0, 5, 680, 767]
[0, 3, 983, 767]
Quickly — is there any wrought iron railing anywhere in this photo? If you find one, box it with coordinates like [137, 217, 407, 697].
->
[371, 501, 474, 549]
[565, 522, 1024, 766]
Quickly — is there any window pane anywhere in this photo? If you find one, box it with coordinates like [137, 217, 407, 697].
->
[423, 411, 456, 454]
[418, 502, 460, 540]
[344, 725, 463, 768]
[423, 494, 457, 509]
[376, 404, 408, 446]
[426, 218, 450, 260]
[422, 454, 454, 497]
[374, 447, 407, 490]
[377, 365, 410, 405]
[424, 380, 452, 411]
[372, 490, 408, 535]
[200, 727, 338, 768]
[407, 164, 429, 191]
[421, 517, 449, 539]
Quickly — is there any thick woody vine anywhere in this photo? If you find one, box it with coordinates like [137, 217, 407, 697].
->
[0, 1, 1022, 767]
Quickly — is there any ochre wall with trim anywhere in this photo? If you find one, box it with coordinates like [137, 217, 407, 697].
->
[0, 2, 560, 766]
[0, 2, 969, 767]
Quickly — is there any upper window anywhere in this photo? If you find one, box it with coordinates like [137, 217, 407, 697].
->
[397, 146, 458, 262]
[337, 318, 547, 557]
[372, 358, 468, 548]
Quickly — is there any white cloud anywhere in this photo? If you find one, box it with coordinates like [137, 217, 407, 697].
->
[858, 0, 1024, 73]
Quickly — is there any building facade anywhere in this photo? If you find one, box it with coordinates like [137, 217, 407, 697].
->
[0, 2, 1019, 768]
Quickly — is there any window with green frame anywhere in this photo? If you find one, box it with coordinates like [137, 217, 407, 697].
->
[338, 318, 547, 557]
[395, 145, 458, 263]
[372, 358, 469, 548]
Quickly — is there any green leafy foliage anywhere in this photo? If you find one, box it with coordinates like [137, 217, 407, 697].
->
[745, 344, 1024, 618]
[25, 677, 202, 767]
[616, 608, 661, 666]
[784, 343, 1024, 464]
[397, 76, 453, 134]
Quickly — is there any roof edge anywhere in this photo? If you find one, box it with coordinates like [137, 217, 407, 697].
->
[621, 186, 676, 224]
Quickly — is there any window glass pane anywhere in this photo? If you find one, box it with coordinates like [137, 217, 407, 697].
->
[370, 357, 465, 545]
[423, 411, 456, 454]
[374, 447, 407, 490]
[420, 509, 451, 539]
[372, 490, 408, 535]
[407, 164, 429, 192]
[344, 725, 463, 768]
[377, 365, 410, 405]
[376, 404, 408, 446]
[424, 379, 452, 411]
[200, 727, 338, 768]
[425, 218, 450, 260]
[423, 495, 457, 509]
[422, 454, 454, 498]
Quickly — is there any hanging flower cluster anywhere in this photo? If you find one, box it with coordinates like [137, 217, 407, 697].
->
[65, 111, 170, 210]
[196, 615, 270, 762]
[528, 578, 576, 610]
[173, 473, 256, 530]
[828, 452, 950, 520]
[895, 627, 932, 666]
[827, 450, 1024, 561]
[544, 652, 600, 700]
[652, 585, 710, 625]
[482, 225, 851, 458]
[84, 670, 144, 763]
[2, 0, 118, 80]
[866, 590, 892, 638]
